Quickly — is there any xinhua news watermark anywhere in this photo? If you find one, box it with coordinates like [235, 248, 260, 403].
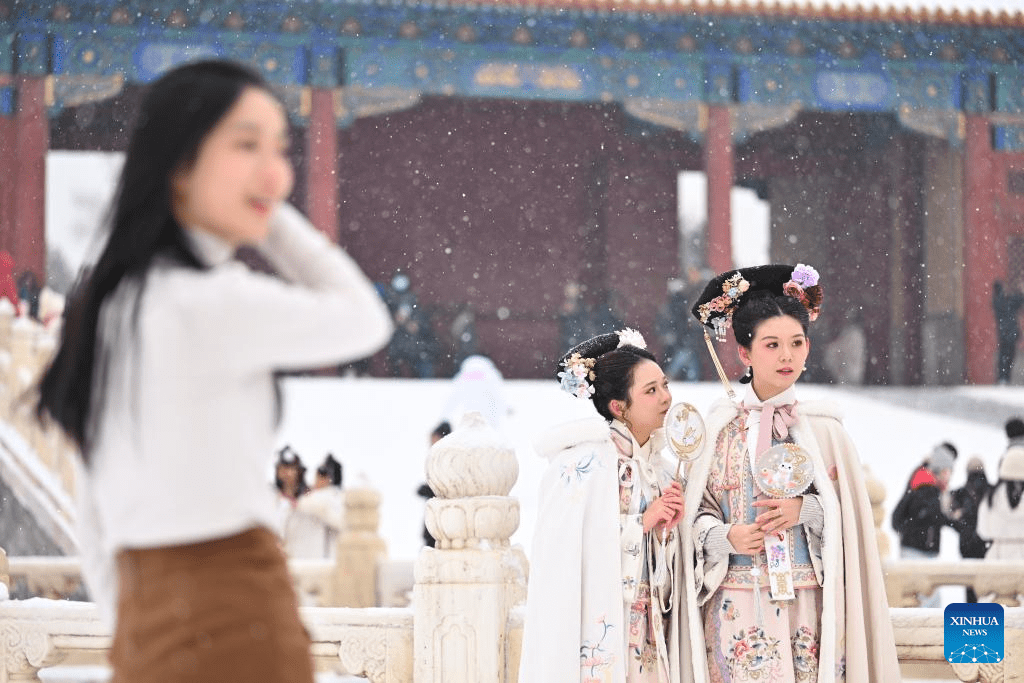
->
[944, 602, 1004, 664]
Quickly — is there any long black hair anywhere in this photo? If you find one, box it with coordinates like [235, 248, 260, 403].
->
[35, 59, 274, 461]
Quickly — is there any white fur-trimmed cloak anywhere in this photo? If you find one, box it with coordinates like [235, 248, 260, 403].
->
[518, 417, 691, 682]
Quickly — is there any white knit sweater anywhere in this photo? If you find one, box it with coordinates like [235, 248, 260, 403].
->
[76, 203, 392, 620]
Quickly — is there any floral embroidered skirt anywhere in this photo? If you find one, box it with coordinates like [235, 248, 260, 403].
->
[110, 526, 314, 683]
[626, 582, 669, 683]
[703, 585, 835, 683]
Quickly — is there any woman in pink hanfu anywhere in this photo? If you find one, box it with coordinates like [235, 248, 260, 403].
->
[678, 264, 900, 683]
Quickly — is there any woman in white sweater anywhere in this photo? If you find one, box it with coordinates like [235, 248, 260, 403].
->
[978, 446, 1024, 560]
[35, 59, 392, 683]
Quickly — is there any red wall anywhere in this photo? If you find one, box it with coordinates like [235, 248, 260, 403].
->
[334, 97, 698, 378]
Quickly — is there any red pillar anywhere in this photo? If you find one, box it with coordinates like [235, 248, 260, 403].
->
[12, 76, 47, 280]
[704, 105, 744, 380]
[963, 114, 1000, 384]
[0, 112, 15, 255]
[705, 105, 733, 274]
[305, 87, 340, 242]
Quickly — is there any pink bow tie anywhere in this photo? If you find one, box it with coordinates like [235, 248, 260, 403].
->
[745, 401, 798, 456]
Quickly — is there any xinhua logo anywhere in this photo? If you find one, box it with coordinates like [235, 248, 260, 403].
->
[944, 602, 1004, 664]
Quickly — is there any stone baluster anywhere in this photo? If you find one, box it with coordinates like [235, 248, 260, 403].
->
[332, 487, 387, 607]
[974, 571, 1022, 607]
[414, 412, 527, 683]
[863, 464, 889, 559]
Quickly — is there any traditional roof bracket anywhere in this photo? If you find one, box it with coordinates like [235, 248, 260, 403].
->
[335, 85, 424, 128]
[46, 73, 124, 112]
[896, 106, 966, 147]
[622, 98, 706, 143]
[731, 102, 802, 144]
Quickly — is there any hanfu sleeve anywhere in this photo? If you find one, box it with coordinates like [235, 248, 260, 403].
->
[693, 487, 732, 605]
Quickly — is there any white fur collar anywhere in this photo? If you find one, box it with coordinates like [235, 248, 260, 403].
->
[533, 417, 610, 462]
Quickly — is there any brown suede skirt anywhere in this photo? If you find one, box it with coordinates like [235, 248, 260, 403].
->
[110, 526, 314, 683]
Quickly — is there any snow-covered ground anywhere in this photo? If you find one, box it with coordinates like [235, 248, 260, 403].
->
[278, 376, 1024, 586]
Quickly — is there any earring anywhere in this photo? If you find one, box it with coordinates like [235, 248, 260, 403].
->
[743, 366, 753, 380]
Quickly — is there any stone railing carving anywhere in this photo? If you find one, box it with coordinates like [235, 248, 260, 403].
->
[0, 598, 415, 683]
[3, 597, 1020, 682]
[414, 411, 527, 683]
[884, 559, 1024, 608]
[307, 607, 413, 682]
[7, 483, 391, 609]
[5, 557, 83, 601]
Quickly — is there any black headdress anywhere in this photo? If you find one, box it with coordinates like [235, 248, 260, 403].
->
[691, 264, 823, 342]
[689, 263, 824, 399]
[555, 328, 647, 399]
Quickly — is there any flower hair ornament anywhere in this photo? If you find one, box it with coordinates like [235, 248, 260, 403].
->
[558, 352, 596, 399]
[695, 272, 750, 342]
[556, 328, 648, 400]
[782, 263, 823, 321]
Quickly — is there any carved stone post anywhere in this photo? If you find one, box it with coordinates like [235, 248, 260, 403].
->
[332, 487, 386, 607]
[863, 465, 889, 559]
[414, 412, 527, 683]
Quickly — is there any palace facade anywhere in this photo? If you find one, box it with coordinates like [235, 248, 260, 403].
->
[2, 0, 1023, 382]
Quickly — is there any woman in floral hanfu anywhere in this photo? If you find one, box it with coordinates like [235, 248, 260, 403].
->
[519, 329, 691, 683]
[677, 265, 900, 683]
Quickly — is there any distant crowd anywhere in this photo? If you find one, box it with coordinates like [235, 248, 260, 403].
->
[891, 416, 1024, 604]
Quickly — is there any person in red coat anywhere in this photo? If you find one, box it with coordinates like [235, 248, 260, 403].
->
[0, 251, 22, 316]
